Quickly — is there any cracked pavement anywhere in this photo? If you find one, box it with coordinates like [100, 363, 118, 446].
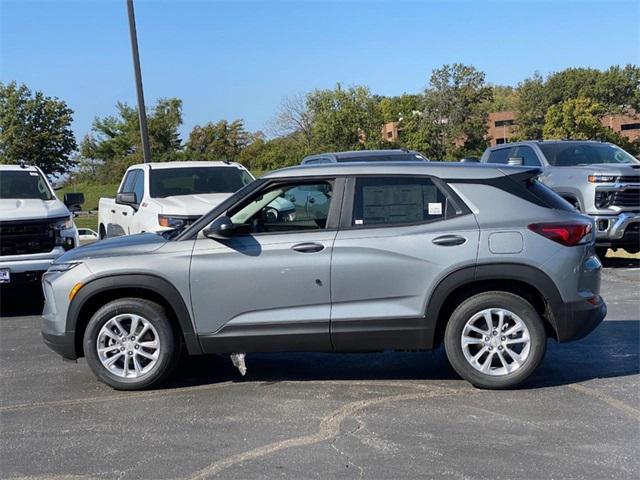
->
[1, 262, 639, 479]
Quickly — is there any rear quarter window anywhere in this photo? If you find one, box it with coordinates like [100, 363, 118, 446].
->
[525, 179, 575, 211]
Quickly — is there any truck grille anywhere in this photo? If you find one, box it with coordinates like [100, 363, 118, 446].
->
[611, 188, 640, 208]
[617, 176, 640, 183]
[0, 219, 56, 256]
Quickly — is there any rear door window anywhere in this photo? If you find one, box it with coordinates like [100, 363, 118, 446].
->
[512, 146, 541, 166]
[487, 148, 510, 164]
[351, 176, 454, 227]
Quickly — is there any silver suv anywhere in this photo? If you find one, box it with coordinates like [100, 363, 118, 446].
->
[41, 162, 606, 390]
[481, 141, 640, 257]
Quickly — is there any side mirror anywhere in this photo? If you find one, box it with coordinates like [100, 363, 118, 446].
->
[64, 192, 85, 209]
[116, 192, 137, 207]
[203, 215, 235, 239]
[507, 157, 524, 166]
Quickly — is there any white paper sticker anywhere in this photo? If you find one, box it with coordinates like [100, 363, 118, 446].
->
[428, 203, 442, 215]
[354, 219, 364, 225]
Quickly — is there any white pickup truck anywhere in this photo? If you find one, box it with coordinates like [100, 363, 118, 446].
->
[0, 164, 83, 288]
[98, 161, 254, 238]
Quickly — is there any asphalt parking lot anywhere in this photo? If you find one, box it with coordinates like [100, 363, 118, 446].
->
[1, 259, 639, 480]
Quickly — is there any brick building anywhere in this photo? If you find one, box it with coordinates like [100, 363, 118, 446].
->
[384, 110, 640, 147]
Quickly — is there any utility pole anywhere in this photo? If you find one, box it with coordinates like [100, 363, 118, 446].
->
[126, 0, 152, 163]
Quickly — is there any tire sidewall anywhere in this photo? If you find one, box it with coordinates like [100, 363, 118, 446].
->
[444, 292, 546, 389]
[83, 299, 177, 390]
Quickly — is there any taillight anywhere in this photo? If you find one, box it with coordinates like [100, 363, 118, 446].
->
[528, 221, 593, 246]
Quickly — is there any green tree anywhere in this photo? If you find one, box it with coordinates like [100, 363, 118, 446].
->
[418, 63, 493, 159]
[306, 84, 384, 151]
[544, 65, 640, 110]
[0, 81, 77, 176]
[186, 119, 249, 161]
[379, 94, 424, 123]
[238, 134, 308, 173]
[543, 97, 627, 144]
[80, 98, 183, 182]
[485, 85, 519, 112]
[513, 72, 549, 140]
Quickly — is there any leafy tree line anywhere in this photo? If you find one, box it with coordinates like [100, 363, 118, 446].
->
[1, 63, 638, 181]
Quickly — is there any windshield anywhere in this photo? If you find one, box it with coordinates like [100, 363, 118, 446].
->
[538, 143, 640, 166]
[0, 170, 54, 200]
[149, 166, 254, 199]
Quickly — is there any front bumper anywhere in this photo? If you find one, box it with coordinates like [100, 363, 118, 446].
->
[553, 295, 607, 343]
[592, 212, 640, 246]
[42, 329, 77, 360]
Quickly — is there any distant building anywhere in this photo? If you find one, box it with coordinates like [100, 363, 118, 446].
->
[382, 121, 401, 142]
[382, 109, 640, 146]
[601, 110, 640, 142]
[487, 111, 517, 146]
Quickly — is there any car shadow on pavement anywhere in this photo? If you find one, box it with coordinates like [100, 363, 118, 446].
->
[166, 319, 639, 391]
[601, 256, 640, 268]
[0, 286, 44, 317]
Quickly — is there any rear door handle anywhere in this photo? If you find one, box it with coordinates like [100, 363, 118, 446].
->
[432, 235, 466, 246]
[291, 242, 324, 253]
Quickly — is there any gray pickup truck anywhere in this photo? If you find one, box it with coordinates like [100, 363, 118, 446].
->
[481, 140, 640, 257]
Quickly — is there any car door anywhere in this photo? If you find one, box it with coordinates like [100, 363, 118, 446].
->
[330, 175, 479, 351]
[190, 177, 343, 353]
[108, 169, 140, 237]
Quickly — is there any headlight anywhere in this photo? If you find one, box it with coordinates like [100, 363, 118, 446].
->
[47, 262, 80, 273]
[158, 214, 187, 229]
[53, 216, 74, 230]
[588, 175, 617, 183]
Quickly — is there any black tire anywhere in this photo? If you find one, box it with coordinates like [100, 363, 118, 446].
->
[444, 291, 546, 389]
[83, 298, 181, 390]
[595, 247, 609, 260]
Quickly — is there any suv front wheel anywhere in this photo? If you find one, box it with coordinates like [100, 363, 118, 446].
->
[83, 298, 180, 390]
[444, 292, 546, 389]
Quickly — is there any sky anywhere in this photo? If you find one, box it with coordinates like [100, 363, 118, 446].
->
[1, 0, 639, 142]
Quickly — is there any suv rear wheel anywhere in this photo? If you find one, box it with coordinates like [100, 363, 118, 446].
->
[444, 292, 546, 389]
[83, 298, 180, 390]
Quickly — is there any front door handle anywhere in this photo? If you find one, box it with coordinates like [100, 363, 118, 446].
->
[122, 211, 128, 216]
[432, 235, 466, 246]
[291, 242, 324, 253]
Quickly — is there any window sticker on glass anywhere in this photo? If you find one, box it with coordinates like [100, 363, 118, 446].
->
[428, 202, 442, 215]
[362, 184, 423, 224]
[355, 219, 364, 225]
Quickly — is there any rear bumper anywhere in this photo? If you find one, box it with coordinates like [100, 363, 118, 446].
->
[553, 295, 607, 343]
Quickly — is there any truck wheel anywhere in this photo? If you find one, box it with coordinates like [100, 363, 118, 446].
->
[83, 298, 181, 390]
[595, 247, 609, 260]
[444, 292, 546, 389]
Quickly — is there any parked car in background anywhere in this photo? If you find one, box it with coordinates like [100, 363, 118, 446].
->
[98, 161, 255, 238]
[77, 228, 99, 245]
[481, 140, 640, 258]
[42, 161, 605, 391]
[301, 149, 428, 164]
[0, 164, 83, 288]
